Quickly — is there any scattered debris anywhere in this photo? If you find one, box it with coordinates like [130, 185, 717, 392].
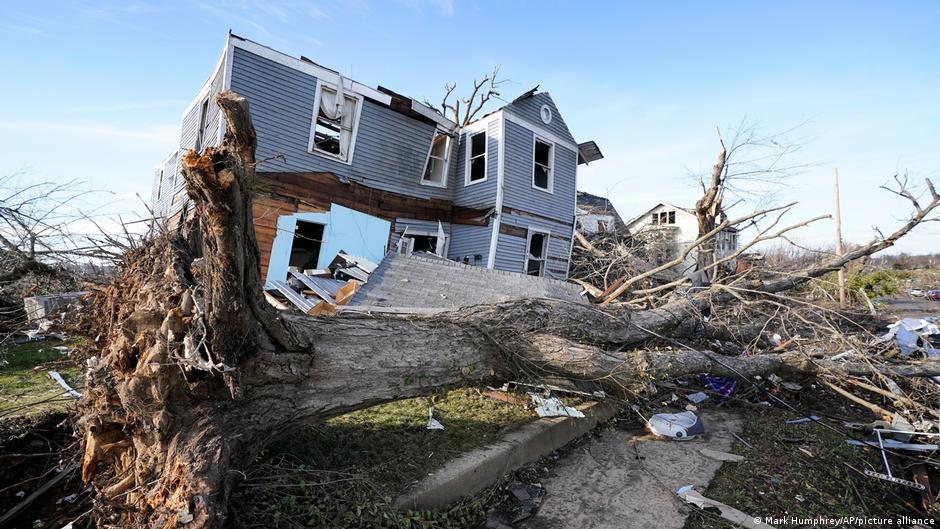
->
[732, 432, 754, 449]
[483, 482, 545, 528]
[677, 485, 775, 528]
[426, 406, 445, 430]
[686, 392, 709, 404]
[528, 394, 584, 418]
[47, 371, 81, 398]
[699, 448, 745, 462]
[23, 291, 91, 322]
[475, 388, 529, 407]
[785, 415, 819, 425]
[881, 317, 940, 357]
[648, 411, 704, 440]
[699, 375, 737, 400]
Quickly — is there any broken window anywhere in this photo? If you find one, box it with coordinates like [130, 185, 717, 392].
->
[525, 230, 549, 276]
[533, 138, 553, 191]
[466, 131, 487, 184]
[195, 98, 209, 152]
[155, 169, 163, 200]
[422, 131, 451, 186]
[668, 211, 676, 224]
[289, 221, 325, 272]
[311, 83, 360, 162]
[399, 234, 439, 255]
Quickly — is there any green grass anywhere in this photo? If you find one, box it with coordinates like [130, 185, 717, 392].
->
[235, 387, 537, 528]
[0, 339, 83, 418]
[684, 388, 918, 529]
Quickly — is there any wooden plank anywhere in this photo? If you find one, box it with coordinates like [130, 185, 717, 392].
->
[269, 280, 314, 312]
[335, 281, 359, 305]
[289, 271, 336, 304]
[499, 223, 528, 239]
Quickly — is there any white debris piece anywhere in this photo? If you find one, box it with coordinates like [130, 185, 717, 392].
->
[426, 406, 445, 430]
[648, 411, 704, 440]
[528, 394, 585, 418]
[881, 318, 940, 357]
[686, 392, 708, 404]
[47, 371, 81, 398]
[677, 485, 775, 528]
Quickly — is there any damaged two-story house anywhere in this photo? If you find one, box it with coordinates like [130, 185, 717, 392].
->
[151, 33, 603, 287]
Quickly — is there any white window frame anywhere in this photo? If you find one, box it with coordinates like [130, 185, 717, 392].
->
[420, 129, 452, 188]
[307, 80, 364, 165]
[524, 228, 551, 277]
[531, 135, 554, 193]
[464, 130, 488, 186]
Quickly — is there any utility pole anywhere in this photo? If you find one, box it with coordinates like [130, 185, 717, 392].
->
[834, 168, 846, 306]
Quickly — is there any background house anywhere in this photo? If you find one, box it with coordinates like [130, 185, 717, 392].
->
[624, 203, 739, 276]
[151, 33, 603, 285]
[575, 191, 624, 235]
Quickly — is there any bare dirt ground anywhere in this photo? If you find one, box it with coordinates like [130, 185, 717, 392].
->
[521, 410, 742, 529]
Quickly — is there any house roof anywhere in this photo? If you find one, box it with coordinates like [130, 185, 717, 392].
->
[227, 33, 456, 130]
[576, 192, 624, 227]
[623, 202, 741, 233]
[349, 253, 585, 309]
[623, 203, 694, 229]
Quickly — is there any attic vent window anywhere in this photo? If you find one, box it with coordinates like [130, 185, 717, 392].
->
[309, 82, 361, 163]
[532, 137, 553, 192]
[421, 131, 451, 187]
[466, 131, 487, 184]
[540, 104, 552, 124]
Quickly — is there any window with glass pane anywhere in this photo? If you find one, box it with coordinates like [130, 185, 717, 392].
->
[467, 132, 486, 183]
[533, 139, 552, 190]
[422, 132, 450, 185]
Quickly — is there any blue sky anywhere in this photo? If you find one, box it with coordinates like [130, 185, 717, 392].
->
[2, 1, 938, 253]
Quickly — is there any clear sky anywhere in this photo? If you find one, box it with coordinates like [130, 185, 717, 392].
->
[2, 1, 938, 253]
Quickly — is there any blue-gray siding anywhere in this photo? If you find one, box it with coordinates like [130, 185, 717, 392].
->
[503, 92, 575, 144]
[451, 119, 499, 209]
[502, 119, 577, 225]
[447, 224, 492, 267]
[229, 47, 448, 201]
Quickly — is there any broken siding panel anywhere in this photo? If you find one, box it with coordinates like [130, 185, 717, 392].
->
[452, 119, 499, 209]
[504, 92, 576, 145]
[496, 212, 572, 279]
[501, 120, 577, 225]
[229, 47, 448, 201]
[447, 224, 492, 267]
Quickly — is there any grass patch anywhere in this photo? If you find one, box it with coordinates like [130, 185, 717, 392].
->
[235, 387, 536, 528]
[0, 339, 83, 418]
[684, 387, 919, 529]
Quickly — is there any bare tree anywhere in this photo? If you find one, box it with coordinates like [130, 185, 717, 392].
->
[693, 120, 809, 279]
[70, 93, 940, 529]
[427, 66, 507, 127]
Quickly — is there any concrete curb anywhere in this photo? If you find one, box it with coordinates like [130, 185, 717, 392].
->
[393, 400, 619, 511]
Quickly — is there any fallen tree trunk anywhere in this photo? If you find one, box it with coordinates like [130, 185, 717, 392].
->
[75, 92, 938, 529]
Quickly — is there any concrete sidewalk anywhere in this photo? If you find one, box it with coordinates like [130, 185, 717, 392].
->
[521, 410, 743, 529]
